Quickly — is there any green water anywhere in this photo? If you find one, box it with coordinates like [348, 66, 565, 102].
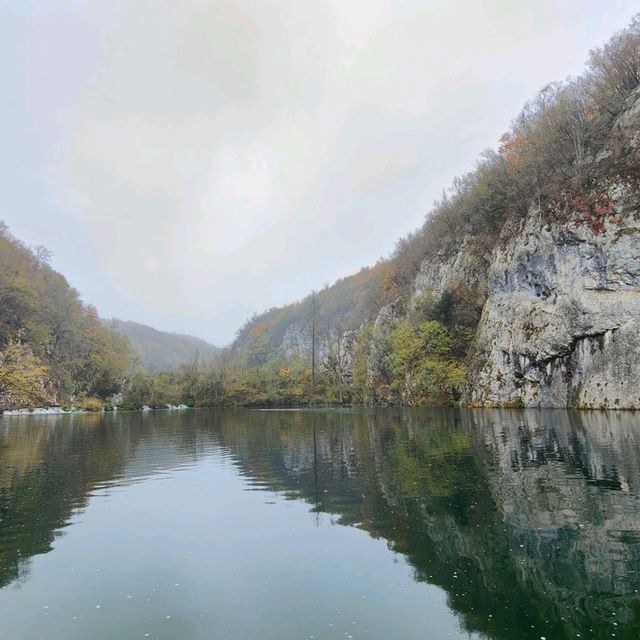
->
[0, 408, 639, 639]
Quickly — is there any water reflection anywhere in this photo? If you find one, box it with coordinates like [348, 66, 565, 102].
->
[1, 407, 639, 639]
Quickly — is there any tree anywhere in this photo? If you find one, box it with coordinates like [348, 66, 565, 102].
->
[588, 15, 640, 112]
[389, 320, 465, 406]
[0, 342, 50, 411]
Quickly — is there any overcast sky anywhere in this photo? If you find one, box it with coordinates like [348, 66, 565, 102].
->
[1, 1, 637, 344]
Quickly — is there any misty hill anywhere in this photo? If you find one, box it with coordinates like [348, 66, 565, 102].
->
[0, 216, 218, 411]
[105, 319, 219, 372]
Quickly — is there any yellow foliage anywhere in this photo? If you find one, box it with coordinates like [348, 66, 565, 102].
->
[75, 396, 104, 412]
[0, 342, 51, 411]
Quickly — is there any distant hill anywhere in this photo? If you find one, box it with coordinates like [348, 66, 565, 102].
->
[105, 319, 219, 371]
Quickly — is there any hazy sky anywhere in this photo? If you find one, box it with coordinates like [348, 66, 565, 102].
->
[1, 1, 637, 344]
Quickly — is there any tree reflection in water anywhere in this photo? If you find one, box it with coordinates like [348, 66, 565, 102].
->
[1, 407, 639, 639]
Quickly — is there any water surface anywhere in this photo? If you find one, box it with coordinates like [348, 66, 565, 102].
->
[0, 407, 639, 639]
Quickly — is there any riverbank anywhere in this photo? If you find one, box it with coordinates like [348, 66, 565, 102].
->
[1, 404, 193, 416]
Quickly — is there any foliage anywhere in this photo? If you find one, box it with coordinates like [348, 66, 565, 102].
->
[74, 396, 105, 412]
[351, 323, 373, 404]
[388, 320, 465, 406]
[412, 286, 483, 359]
[0, 342, 50, 411]
[0, 224, 132, 407]
[124, 370, 184, 408]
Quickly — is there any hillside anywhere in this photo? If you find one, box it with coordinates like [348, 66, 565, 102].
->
[105, 319, 219, 371]
[0, 224, 131, 411]
[215, 15, 640, 409]
[0, 222, 218, 411]
[232, 263, 387, 366]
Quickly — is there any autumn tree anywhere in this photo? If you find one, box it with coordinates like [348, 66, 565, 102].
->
[0, 342, 50, 411]
[389, 320, 465, 406]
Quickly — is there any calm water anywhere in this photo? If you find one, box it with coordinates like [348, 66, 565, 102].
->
[0, 408, 639, 639]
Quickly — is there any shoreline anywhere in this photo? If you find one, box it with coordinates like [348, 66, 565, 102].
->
[0, 404, 192, 416]
[2, 403, 640, 417]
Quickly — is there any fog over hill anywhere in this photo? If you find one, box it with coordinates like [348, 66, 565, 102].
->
[105, 319, 219, 372]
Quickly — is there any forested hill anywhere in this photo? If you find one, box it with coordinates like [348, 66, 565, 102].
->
[105, 319, 219, 371]
[232, 262, 389, 366]
[0, 222, 131, 410]
[0, 220, 222, 411]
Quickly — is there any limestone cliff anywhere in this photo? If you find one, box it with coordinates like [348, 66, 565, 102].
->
[468, 182, 640, 408]
[466, 90, 640, 409]
[414, 236, 489, 301]
[362, 86, 640, 409]
[229, 33, 640, 410]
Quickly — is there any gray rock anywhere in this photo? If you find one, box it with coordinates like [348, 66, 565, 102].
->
[414, 236, 488, 301]
[468, 179, 640, 408]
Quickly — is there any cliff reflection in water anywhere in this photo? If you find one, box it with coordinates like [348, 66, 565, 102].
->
[1, 407, 640, 639]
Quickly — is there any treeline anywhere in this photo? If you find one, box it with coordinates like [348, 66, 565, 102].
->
[117, 287, 475, 409]
[0, 223, 131, 412]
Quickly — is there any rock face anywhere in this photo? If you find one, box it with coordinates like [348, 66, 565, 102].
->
[414, 236, 488, 301]
[337, 330, 357, 385]
[412, 89, 640, 409]
[468, 179, 640, 408]
[279, 323, 355, 384]
[279, 324, 312, 362]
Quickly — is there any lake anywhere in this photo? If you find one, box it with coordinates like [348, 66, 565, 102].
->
[0, 407, 639, 639]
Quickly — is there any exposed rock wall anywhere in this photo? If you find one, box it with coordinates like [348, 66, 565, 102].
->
[414, 236, 489, 301]
[279, 324, 312, 362]
[468, 181, 640, 408]
[279, 323, 355, 383]
[337, 330, 357, 385]
[413, 90, 640, 409]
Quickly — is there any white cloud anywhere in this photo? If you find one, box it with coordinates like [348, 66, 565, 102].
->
[196, 145, 279, 257]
